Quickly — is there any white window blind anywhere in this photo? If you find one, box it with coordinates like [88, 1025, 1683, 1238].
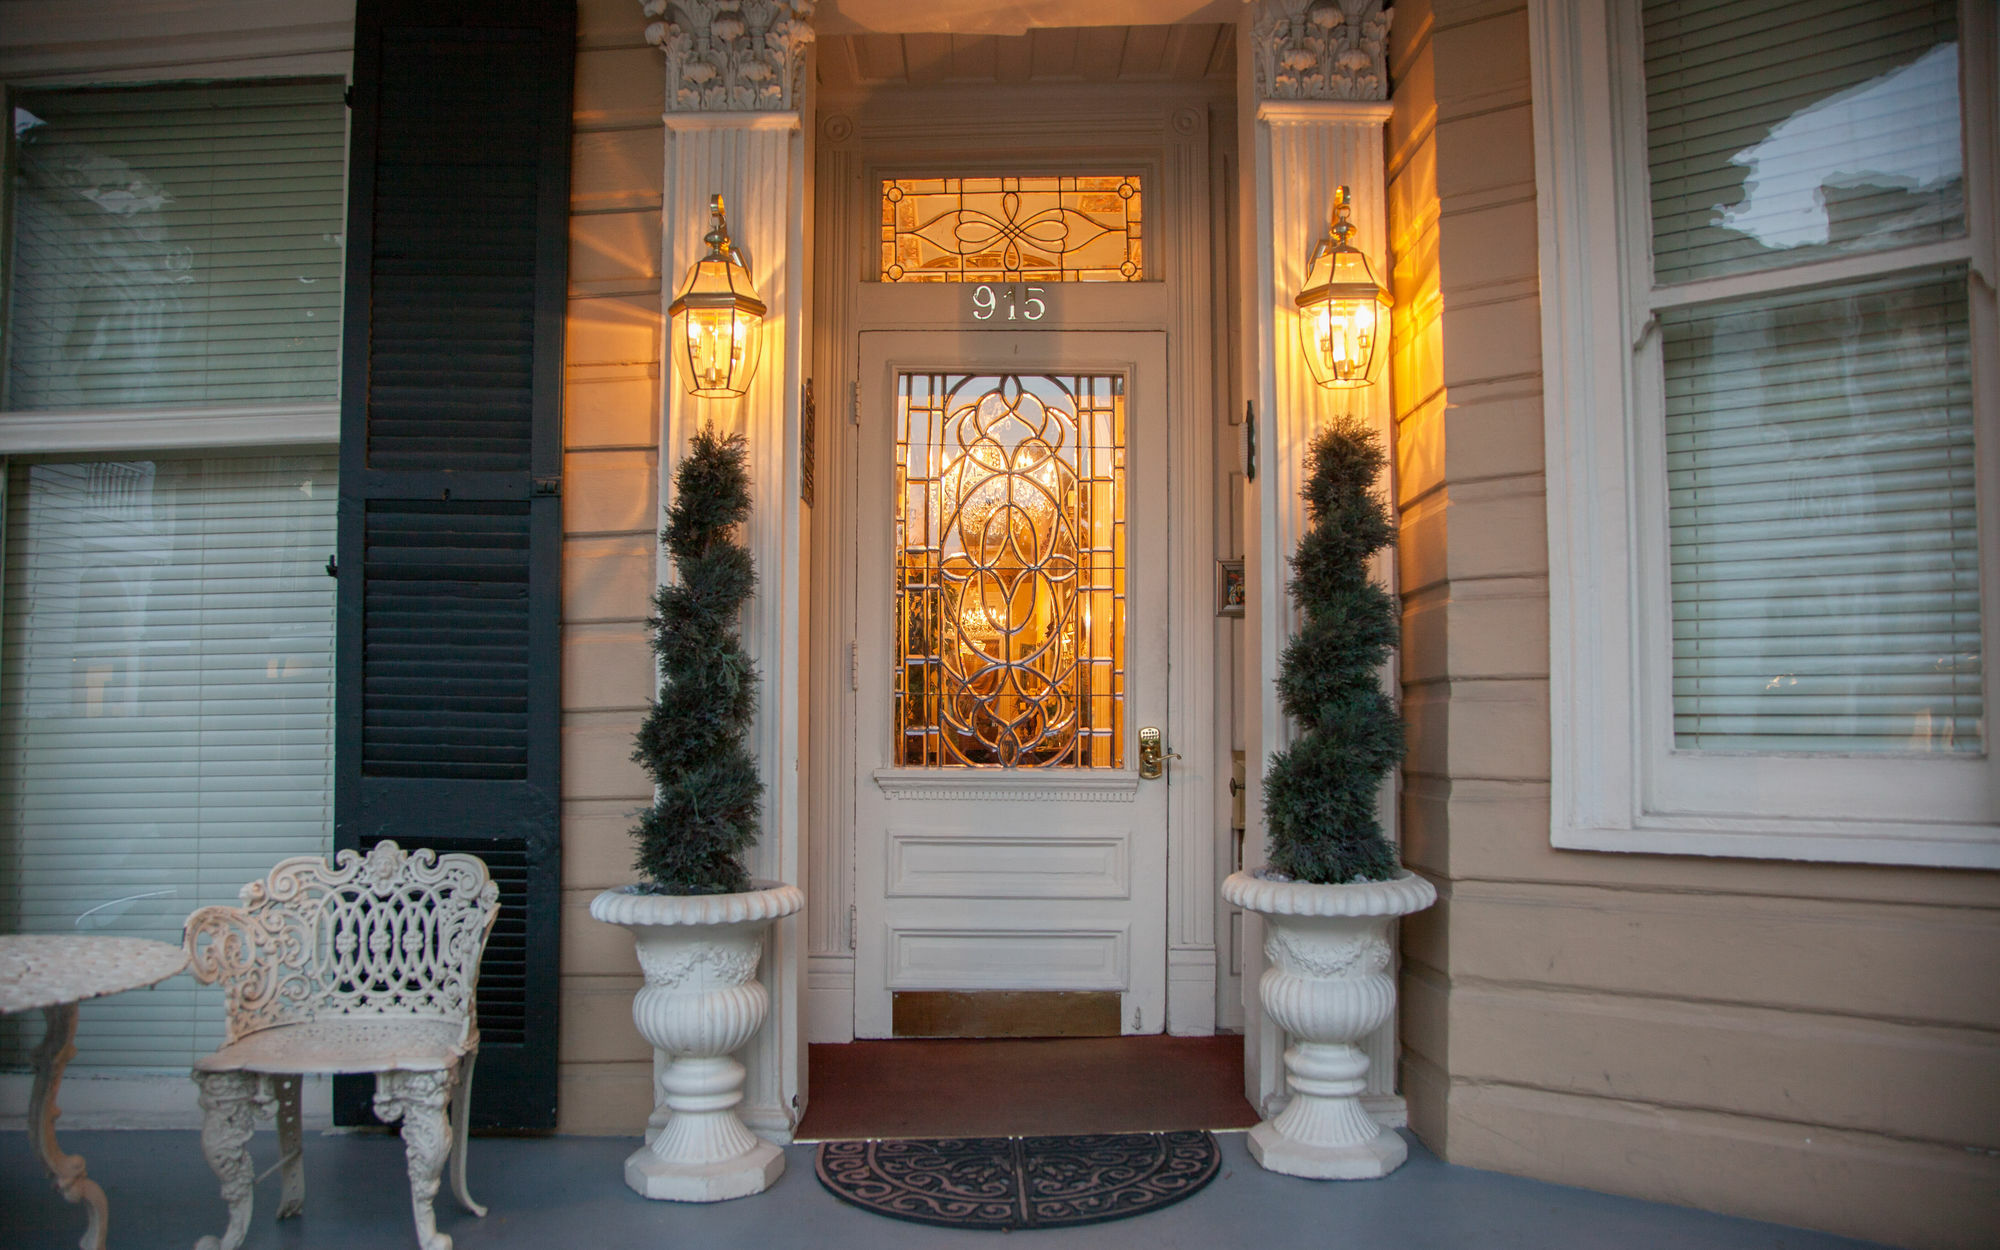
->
[1639, 0, 1981, 756]
[0, 452, 336, 1069]
[4, 80, 346, 411]
[1664, 267, 1979, 750]
[1644, 0, 1961, 285]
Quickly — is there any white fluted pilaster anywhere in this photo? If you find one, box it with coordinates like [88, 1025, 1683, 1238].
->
[657, 109, 808, 1141]
[1240, 95, 1400, 1116]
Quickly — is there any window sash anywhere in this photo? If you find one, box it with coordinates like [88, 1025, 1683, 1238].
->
[3, 80, 348, 413]
[0, 450, 338, 1069]
[1631, 271, 1994, 827]
[1659, 266, 1981, 755]
[1642, 0, 1964, 286]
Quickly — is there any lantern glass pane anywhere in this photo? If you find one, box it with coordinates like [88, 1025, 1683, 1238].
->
[672, 248, 764, 397]
[1299, 295, 1381, 389]
[677, 305, 761, 398]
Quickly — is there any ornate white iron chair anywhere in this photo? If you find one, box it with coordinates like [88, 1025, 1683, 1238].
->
[183, 841, 500, 1250]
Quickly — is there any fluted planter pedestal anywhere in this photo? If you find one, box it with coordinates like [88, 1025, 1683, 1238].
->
[1223, 869, 1436, 1180]
[590, 883, 804, 1202]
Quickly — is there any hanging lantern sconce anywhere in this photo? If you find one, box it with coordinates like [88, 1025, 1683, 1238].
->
[1295, 185, 1391, 390]
[669, 194, 766, 399]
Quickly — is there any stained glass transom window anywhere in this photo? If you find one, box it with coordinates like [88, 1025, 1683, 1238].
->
[895, 374, 1126, 768]
[880, 176, 1143, 283]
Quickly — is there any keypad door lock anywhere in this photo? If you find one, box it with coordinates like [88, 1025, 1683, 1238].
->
[1138, 727, 1178, 779]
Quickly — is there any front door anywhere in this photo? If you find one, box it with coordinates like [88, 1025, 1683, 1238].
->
[853, 331, 1170, 1038]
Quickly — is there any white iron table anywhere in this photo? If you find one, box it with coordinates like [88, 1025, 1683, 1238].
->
[1, 934, 188, 1250]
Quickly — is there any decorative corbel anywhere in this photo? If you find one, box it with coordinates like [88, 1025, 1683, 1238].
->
[641, 0, 816, 113]
[1251, 0, 1393, 102]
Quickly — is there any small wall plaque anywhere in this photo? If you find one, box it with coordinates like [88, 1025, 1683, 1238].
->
[1216, 558, 1245, 618]
[800, 378, 816, 506]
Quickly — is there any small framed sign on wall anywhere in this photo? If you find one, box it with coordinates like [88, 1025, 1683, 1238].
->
[1216, 559, 1245, 618]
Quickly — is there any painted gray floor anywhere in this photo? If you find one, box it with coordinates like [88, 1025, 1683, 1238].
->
[2, 1129, 1891, 1250]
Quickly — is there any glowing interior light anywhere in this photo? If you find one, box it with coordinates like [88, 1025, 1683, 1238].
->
[895, 374, 1127, 769]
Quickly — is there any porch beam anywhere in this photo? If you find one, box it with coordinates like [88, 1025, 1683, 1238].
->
[815, 0, 1243, 38]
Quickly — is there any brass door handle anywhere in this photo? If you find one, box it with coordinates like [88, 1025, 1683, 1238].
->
[1138, 727, 1178, 780]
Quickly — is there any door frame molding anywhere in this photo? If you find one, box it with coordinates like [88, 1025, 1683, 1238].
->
[808, 84, 1226, 1045]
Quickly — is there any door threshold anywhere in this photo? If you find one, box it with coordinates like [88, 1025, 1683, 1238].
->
[794, 1034, 1257, 1142]
[891, 990, 1121, 1038]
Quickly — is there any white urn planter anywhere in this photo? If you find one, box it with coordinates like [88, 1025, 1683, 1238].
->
[1223, 868, 1436, 1179]
[590, 882, 804, 1202]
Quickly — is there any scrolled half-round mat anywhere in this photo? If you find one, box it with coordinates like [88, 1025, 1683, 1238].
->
[814, 1130, 1221, 1231]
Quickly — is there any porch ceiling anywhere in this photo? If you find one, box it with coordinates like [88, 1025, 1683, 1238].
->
[816, 23, 1235, 89]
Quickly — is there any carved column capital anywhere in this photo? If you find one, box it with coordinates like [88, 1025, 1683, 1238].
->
[1250, 0, 1393, 102]
[642, 0, 816, 113]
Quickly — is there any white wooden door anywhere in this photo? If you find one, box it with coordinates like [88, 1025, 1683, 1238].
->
[853, 331, 1170, 1038]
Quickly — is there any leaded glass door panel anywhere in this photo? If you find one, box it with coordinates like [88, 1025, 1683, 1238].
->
[895, 372, 1125, 770]
[854, 333, 1169, 1039]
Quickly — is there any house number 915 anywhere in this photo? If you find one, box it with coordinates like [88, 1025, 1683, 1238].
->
[971, 284, 1046, 322]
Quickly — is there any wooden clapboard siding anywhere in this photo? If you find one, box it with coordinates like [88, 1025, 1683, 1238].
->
[335, 0, 575, 1131]
[553, 0, 665, 1133]
[1385, 3, 2000, 1247]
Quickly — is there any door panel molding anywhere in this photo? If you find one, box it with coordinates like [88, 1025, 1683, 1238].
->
[886, 831, 1132, 900]
[889, 929, 1132, 992]
[873, 770, 1141, 802]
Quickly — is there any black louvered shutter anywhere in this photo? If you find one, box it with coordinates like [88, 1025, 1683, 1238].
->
[334, 0, 573, 1131]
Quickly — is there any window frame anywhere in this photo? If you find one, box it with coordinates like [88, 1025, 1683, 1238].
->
[0, 20, 351, 1089]
[1531, 0, 2000, 867]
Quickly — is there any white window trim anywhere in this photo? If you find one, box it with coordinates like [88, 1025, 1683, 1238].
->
[0, 9, 351, 1109]
[0, 404, 338, 455]
[1531, 0, 2000, 868]
[0, 12, 352, 456]
[0, 1, 352, 89]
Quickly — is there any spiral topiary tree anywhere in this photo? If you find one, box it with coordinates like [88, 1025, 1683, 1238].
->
[1261, 415, 1403, 885]
[629, 425, 761, 895]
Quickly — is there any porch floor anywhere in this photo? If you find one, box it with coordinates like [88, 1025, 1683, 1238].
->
[2, 1128, 1889, 1249]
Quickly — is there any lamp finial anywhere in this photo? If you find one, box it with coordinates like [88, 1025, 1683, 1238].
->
[704, 195, 732, 255]
[1330, 185, 1355, 248]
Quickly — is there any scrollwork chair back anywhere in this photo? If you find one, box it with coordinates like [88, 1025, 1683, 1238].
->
[182, 842, 501, 1250]
[185, 842, 499, 1044]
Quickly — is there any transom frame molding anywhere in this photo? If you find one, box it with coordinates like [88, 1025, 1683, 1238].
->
[1250, 0, 1392, 102]
[643, 0, 815, 112]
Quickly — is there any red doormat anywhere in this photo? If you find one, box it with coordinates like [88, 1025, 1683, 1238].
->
[815, 1132, 1222, 1231]
[795, 1035, 1258, 1142]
